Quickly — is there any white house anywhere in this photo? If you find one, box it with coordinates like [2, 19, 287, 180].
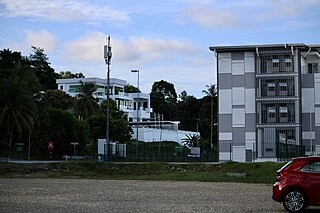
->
[56, 77, 152, 122]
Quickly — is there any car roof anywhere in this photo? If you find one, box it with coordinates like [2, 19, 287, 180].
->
[284, 157, 320, 171]
[292, 156, 320, 161]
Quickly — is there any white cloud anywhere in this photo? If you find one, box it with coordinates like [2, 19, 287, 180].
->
[180, 7, 244, 28]
[114, 36, 200, 66]
[63, 32, 200, 66]
[26, 30, 57, 52]
[0, 0, 130, 23]
[63, 31, 106, 62]
[7, 29, 57, 54]
[178, 0, 320, 28]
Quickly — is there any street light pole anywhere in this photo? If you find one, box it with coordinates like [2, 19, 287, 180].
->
[131, 69, 139, 160]
[104, 36, 112, 161]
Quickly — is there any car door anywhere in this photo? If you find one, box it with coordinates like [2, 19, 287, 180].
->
[304, 161, 320, 205]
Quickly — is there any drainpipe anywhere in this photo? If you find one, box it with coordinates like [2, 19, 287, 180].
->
[303, 46, 312, 58]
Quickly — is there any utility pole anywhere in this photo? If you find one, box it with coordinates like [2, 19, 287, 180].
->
[104, 36, 112, 161]
[131, 69, 140, 160]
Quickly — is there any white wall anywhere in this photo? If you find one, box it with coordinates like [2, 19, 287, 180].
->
[302, 88, 315, 113]
[219, 89, 232, 114]
[132, 127, 199, 146]
[233, 146, 245, 162]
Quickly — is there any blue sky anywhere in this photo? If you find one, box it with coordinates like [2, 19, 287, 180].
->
[0, 0, 319, 97]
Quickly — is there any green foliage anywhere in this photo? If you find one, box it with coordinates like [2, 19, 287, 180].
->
[124, 84, 139, 93]
[202, 84, 217, 97]
[0, 51, 39, 147]
[0, 161, 286, 184]
[45, 89, 75, 110]
[182, 134, 200, 147]
[73, 81, 99, 120]
[46, 108, 80, 155]
[176, 94, 200, 131]
[28, 46, 59, 91]
[59, 71, 85, 79]
[150, 80, 177, 120]
[96, 100, 132, 143]
[87, 113, 105, 142]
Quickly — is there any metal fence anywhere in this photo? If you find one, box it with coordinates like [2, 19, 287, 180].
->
[102, 143, 218, 162]
[256, 142, 305, 161]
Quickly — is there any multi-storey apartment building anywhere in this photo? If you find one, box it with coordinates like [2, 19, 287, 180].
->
[56, 77, 152, 122]
[209, 43, 320, 162]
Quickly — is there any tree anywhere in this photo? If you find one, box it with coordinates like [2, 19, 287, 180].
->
[46, 108, 81, 156]
[182, 134, 200, 147]
[73, 81, 99, 120]
[88, 99, 132, 144]
[0, 60, 39, 147]
[0, 49, 27, 79]
[124, 84, 139, 93]
[59, 71, 85, 79]
[202, 84, 217, 151]
[176, 94, 200, 131]
[28, 46, 59, 91]
[150, 80, 177, 120]
[178, 90, 188, 102]
[45, 89, 75, 110]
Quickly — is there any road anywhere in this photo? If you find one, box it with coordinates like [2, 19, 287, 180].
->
[0, 179, 318, 213]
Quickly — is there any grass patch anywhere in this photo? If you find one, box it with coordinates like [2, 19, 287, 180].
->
[0, 161, 286, 184]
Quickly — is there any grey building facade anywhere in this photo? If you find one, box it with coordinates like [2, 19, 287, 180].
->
[209, 43, 320, 162]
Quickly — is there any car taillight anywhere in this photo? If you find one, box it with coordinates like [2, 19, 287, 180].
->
[276, 171, 287, 182]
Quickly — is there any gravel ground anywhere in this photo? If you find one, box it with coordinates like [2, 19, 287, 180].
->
[0, 179, 315, 213]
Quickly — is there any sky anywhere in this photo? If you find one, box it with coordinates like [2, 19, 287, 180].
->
[0, 0, 319, 98]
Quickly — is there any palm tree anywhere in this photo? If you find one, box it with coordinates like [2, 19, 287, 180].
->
[0, 62, 38, 147]
[202, 84, 217, 151]
[182, 133, 200, 147]
[73, 81, 99, 120]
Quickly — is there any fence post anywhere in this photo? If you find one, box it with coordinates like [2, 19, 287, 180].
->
[230, 143, 232, 161]
[143, 143, 146, 162]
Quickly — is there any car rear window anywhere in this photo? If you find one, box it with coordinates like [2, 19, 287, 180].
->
[301, 161, 320, 172]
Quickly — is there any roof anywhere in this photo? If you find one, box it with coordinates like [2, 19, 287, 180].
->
[56, 77, 127, 86]
[209, 43, 320, 53]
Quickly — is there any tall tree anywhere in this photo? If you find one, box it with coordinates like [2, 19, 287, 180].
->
[0, 61, 39, 147]
[176, 93, 200, 131]
[150, 80, 177, 120]
[202, 84, 217, 151]
[73, 81, 99, 120]
[28, 46, 59, 91]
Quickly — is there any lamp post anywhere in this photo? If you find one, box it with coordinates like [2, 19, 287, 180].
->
[104, 36, 112, 161]
[131, 69, 139, 160]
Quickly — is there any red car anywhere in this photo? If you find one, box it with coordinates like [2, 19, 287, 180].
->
[273, 157, 320, 212]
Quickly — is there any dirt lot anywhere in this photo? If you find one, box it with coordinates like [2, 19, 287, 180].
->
[0, 179, 316, 213]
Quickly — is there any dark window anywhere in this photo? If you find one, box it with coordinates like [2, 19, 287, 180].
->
[308, 63, 318, 74]
[231, 52, 244, 60]
[301, 161, 320, 172]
